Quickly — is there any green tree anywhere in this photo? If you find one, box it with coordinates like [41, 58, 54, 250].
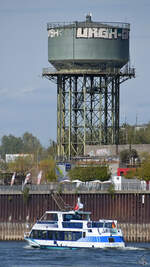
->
[0, 135, 23, 159]
[136, 157, 150, 181]
[22, 132, 42, 154]
[120, 122, 150, 145]
[8, 155, 34, 173]
[45, 139, 57, 159]
[0, 161, 8, 171]
[0, 133, 44, 161]
[120, 149, 139, 166]
[39, 159, 57, 182]
[124, 168, 138, 179]
[69, 165, 111, 182]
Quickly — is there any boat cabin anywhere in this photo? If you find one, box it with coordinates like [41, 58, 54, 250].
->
[39, 210, 91, 224]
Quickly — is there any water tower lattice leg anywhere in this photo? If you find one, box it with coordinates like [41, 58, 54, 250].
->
[42, 68, 135, 160]
[56, 74, 121, 159]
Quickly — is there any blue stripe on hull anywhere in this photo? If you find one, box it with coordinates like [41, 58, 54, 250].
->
[78, 236, 124, 243]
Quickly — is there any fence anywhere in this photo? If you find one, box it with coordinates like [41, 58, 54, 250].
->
[0, 182, 149, 193]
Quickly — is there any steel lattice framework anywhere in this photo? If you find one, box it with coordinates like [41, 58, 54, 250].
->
[42, 67, 135, 159]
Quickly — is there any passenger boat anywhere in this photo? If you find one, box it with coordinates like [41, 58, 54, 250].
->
[24, 199, 125, 249]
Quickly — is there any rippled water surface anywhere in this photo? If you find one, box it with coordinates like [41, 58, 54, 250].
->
[1, 241, 150, 267]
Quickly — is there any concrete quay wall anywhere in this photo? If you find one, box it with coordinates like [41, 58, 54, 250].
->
[0, 222, 150, 242]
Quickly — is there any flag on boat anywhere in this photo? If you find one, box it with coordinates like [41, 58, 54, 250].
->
[10, 172, 16, 186]
[74, 197, 83, 211]
[24, 172, 31, 186]
[112, 221, 116, 228]
[37, 170, 42, 185]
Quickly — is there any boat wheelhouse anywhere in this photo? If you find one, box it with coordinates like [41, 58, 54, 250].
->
[24, 209, 125, 249]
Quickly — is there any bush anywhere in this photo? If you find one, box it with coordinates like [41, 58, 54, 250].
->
[68, 165, 111, 182]
[39, 159, 57, 182]
[120, 149, 139, 164]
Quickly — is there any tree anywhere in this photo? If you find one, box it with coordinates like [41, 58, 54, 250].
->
[8, 155, 34, 173]
[0, 161, 8, 171]
[46, 139, 57, 159]
[22, 132, 42, 154]
[68, 165, 111, 182]
[136, 156, 150, 181]
[38, 159, 57, 182]
[120, 149, 139, 166]
[124, 169, 138, 179]
[120, 122, 150, 145]
[0, 135, 23, 159]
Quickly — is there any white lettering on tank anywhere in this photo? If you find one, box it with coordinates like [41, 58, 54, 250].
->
[99, 28, 109, 38]
[76, 28, 88, 38]
[108, 29, 117, 39]
[88, 28, 99, 38]
[76, 27, 129, 40]
[48, 29, 61, 38]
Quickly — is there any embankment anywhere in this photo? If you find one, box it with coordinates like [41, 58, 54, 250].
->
[0, 190, 150, 242]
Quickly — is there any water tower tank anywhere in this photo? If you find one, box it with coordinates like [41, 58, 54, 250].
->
[47, 15, 130, 71]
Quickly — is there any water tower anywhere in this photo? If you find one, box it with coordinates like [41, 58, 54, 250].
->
[43, 14, 135, 159]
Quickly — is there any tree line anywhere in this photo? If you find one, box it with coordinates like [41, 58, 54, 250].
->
[1, 126, 150, 183]
[0, 132, 112, 184]
[119, 123, 150, 144]
[0, 132, 57, 161]
[0, 132, 57, 183]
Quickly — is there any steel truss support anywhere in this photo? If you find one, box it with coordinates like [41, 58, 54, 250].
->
[43, 68, 135, 159]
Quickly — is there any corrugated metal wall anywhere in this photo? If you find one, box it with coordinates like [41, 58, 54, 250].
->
[0, 193, 150, 224]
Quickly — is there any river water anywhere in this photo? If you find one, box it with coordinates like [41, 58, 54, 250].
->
[1, 241, 150, 267]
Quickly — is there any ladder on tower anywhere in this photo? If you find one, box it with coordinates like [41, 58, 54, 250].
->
[51, 191, 73, 211]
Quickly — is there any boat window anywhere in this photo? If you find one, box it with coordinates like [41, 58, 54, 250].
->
[72, 232, 81, 241]
[30, 230, 46, 239]
[64, 231, 82, 241]
[53, 231, 59, 241]
[32, 230, 82, 241]
[68, 232, 72, 241]
[41, 213, 58, 222]
[63, 213, 89, 221]
[62, 221, 83, 229]
[41, 230, 47, 239]
[83, 232, 86, 238]
[47, 231, 53, 240]
[64, 232, 68, 241]
[63, 213, 82, 221]
[58, 231, 64, 241]
[30, 230, 37, 239]
[105, 222, 113, 228]
[92, 222, 104, 228]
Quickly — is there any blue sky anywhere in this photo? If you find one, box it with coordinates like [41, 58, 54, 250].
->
[0, 0, 150, 147]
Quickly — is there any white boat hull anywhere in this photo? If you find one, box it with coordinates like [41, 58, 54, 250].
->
[25, 238, 125, 249]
